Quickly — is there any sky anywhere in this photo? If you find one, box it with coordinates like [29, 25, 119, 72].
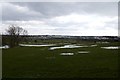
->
[1, 2, 118, 36]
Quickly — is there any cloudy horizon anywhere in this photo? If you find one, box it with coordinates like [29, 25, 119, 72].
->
[1, 2, 118, 36]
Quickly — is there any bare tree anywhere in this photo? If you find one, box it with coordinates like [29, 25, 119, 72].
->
[6, 25, 28, 47]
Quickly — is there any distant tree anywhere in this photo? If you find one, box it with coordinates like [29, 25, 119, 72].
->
[6, 24, 28, 47]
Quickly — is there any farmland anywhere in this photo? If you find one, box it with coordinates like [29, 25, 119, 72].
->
[2, 40, 119, 78]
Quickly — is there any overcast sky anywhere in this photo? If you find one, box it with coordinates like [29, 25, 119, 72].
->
[1, 2, 118, 36]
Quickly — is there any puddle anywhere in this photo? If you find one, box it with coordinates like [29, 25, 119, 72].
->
[49, 45, 88, 50]
[0, 45, 9, 49]
[101, 46, 119, 49]
[60, 53, 74, 56]
[19, 44, 55, 47]
[78, 51, 90, 54]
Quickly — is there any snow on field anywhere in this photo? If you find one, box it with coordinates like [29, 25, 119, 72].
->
[49, 45, 88, 50]
[0, 45, 9, 49]
[90, 45, 97, 47]
[19, 44, 55, 47]
[78, 51, 90, 54]
[97, 42, 109, 44]
[101, 46, 119, 49]
[60, 53, 74, 56]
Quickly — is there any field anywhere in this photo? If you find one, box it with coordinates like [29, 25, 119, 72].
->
[2, 41, 119, 78]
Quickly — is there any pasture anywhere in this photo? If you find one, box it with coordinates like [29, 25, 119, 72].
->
[2, 41, 119, 78]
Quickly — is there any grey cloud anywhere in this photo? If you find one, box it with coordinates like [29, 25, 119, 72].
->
[12, 2, 117, 16]
[1, 2, 118, 36]
[2, 3, 43, 21]
[46, 20, 87, 29]
[2, 2, 117, 21]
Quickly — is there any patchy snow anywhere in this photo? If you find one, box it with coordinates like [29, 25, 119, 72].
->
[90, 45, 97, 47]
[97, 42, 109, 44]
[101, 46, 119, 49]
[19, 44, 55, 47]
[60, 53, 74, 56]
[78, 51, 90, 54]
[49, 45, 88, 50]
[0, 45, 9, 49]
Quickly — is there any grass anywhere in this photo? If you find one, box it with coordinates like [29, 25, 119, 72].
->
[2, 41, 119, 78]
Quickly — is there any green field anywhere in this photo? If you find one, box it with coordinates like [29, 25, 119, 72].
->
[2, 41, 119, 78]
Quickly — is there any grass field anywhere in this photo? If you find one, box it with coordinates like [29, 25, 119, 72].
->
[2, 41, 119, 78]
